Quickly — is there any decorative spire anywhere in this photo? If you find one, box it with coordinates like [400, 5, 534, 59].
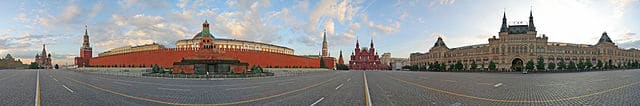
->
[41, 44, 47, 58]
[338, 50, 344, 65]
[84, 25, 88, 36]
[82, 25, 91, 49]
[323, 29, 327, 42]
[528, 10, 536, 31]
[500, 11, 508, 32]
[370, 37, 374, 48]
[355, 34, 360, 49]
[321, 29, 328, 57]
[202, 19, 210, 33]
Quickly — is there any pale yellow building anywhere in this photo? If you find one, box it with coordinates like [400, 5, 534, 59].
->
[98, 43, 165, 57]
[176, 38, 294, 55]
[410, 11, 640, 71]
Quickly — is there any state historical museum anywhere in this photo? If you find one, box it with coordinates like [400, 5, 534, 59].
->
[349, 39, 387, 70]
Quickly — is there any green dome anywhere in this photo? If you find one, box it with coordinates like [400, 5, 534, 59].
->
[193, 20, 215, 39]
[193, 31, 214, 39]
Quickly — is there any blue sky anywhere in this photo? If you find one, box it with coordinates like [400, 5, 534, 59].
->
[0, 0, 639, 65]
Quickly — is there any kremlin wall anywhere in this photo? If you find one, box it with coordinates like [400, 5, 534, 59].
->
[89, 48, 333, 69]
[76, 20, 335, 74]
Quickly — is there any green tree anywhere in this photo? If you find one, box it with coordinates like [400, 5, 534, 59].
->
[336, 64, 349, 70]
[585, 60, 593, 70]
[596, 60, 603, 69]
[577, 60, 585, 70]
[440, 63, 447, 71]
[547, 62, 556, 70]
[152, 64, 160, 73]
[526, 60, 535, 71]
[470, 61, 478, 71]
[536, 57, 545, 71]
[488, 61, 496, 71]
[558, 60, 566, 70]
[448, 63, 455, 71]
[319, 57, 327, 68]
[568, 61, 577, 70]
[455, 61, 463, 71]
[29, 62, 38, 69]
[430, 61, 441, 71]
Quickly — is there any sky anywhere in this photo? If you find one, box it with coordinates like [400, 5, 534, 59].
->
[0, 0, 639, 65]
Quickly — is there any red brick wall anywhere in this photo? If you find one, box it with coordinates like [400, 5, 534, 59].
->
[172, 65, 194, 74]
[90, 48, 335, 69]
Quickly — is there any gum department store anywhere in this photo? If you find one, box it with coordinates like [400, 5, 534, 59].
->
[410, 11, 640, 71]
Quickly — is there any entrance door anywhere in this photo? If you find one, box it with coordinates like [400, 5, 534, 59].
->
[511, 58, 524, 72]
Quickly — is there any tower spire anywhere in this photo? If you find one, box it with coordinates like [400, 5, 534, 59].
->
[323, 29, 327, 42]
[321, 29, 328, 57]
[528, 9, 536, 31]
[500, 11, 508, 32]
[82, 25, 91, 49]
[370, 37, 374, 48]
[355, 34, 360, 49]
[41, 44, 47, 58]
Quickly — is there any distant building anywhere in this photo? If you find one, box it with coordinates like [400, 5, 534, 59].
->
[410, 10, 640, 71]
[35, 44, 53, 69]
[349, 39, 387, 70]
[390, 58, 409, 70]
[0, 54, 26, 69]
[98, 43, 165, 57]
[381, 53, 391, 66]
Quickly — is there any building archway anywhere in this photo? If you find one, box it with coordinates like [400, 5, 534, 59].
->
[511, 58, 524, 72]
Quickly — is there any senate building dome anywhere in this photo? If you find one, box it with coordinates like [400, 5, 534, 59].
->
[193, 20, 215, 40]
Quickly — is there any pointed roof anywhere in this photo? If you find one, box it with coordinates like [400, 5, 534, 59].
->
[500, 11, 508, 32]
[4, 54, 13, 60]
[323, 29, 327, 42]
[84, 25, 89, 36]
[370, 38, 374, 48]
[355, 35, 360, 48]
[528, 9, 536, 31]
[598, 32, 614, 44]
[434, 37, 447, 48]
[41, 44, 47, 58]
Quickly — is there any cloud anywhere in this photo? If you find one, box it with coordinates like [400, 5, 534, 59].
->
[177, 0, 189, 8]
[207, 0, 284, 44]
[87, 1, 104, 20]
[440, 0, 456, 5]
[39, 5, 82, 26]
[118, 0, 169, 9]
[620, 40, 640, 49]
[368, 21, 400, 34]
[610, 0, 639, 17]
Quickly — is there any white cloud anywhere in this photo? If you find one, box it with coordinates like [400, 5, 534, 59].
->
[177, 0, 189, 8]
[39, 5, 82, 26]
[610, 0, 639, 17]
[368, 21, 400, 34]
[118, 0, 169, 9]
[440, 0, 456, 5]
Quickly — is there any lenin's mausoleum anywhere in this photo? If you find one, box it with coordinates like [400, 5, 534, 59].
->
[75, 20, 335, 74]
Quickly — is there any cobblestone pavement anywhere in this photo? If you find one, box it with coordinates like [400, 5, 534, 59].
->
[0, 69, 638, 105]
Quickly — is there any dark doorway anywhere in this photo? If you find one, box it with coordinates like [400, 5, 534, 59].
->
[511, 58, 524, 72]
